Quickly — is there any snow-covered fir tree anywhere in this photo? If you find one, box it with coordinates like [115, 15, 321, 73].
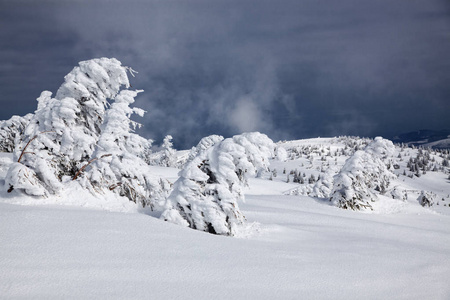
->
[274, 145, 288, 162]
[6, 58, 140, 196]
[159, 135, 177, 167]
[146, 135, 179, 167]
[390, 186, 408, 201]
[187, 134, 224, 163]
[0, 114, 32, 152]
[76, 89, 170, 210]
[417, 190, 434, 207]
[330, 137, 397, 210]
[311, 169, 334, 198]
[5, 162, 48, 196]
[161, 132, 276, 236]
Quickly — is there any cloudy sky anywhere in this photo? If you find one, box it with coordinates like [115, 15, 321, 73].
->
[1, 0, 449, 148]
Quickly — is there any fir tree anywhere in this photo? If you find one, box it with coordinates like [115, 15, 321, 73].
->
[78, 89, 169, 210]
[161, 132, 276, 236]
[330, 137, 396, 211]
[158, 135, 177, 167]
[0, 114, 33, 153]
[8, 58, 134, 195]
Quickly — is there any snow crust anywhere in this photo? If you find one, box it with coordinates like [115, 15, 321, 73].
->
[2, 134, 450, 298]
[1, 192, 449, 299]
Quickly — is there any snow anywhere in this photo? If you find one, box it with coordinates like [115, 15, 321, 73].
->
[1, 192, 449, 299]
[425, 138, 450, 149]
[1, 136, 450, 298]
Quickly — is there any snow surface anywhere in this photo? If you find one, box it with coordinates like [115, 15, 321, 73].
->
[425, 137, 450, 149]
[1, 138, 450, 299]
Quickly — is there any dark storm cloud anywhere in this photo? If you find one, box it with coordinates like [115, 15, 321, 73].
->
[1, 0, 449, 148]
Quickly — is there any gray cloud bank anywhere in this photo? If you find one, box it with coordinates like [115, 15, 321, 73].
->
[1, 0, 449, 148]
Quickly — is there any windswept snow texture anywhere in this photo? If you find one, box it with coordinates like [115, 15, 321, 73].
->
[1, 135, 450, 299]
[1, 192, 450, 299]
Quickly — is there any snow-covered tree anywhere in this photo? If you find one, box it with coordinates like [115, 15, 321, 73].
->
[390, 186, 408, 201]
[363, 136, 396, 159]
[76, 89, 170, 209]
[274, 145, 288, 161]
[7, 58, 136, 195]
[311, 170, 334, 198]
[0, 114, 32, 152]
[160, 135, 177, 167]
[187, 134, 224, 162]
[5, 162, 47, 196]
[417, 190, 434, 207]
[161, 132, 275, 236]
[146, 135, 179, 167]
[330, 137, 396, 210]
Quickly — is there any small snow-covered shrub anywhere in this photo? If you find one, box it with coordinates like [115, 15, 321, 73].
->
[330, 137, 397, 211]
[5, 162, 47, 196]
[0, 114, 32, 153]
[417, 190, 434, 207]
[161, 132, 275, 236]
[390, 186, 408, 201]
[311, 170, 334, 198]
[275, 145, 288, 162]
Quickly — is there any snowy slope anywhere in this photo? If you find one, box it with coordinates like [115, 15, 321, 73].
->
[1, 138, 450, 299]
[1, 192, 450, 299]
[392, 129, 450, 149]
[424, 137, 450, 149]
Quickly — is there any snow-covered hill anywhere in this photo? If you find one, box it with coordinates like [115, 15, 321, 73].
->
[392, 129, 450, 149]
[1, 136, 450, 299]
[272, 137, 450, 214]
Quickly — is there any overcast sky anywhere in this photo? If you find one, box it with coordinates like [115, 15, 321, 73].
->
[1, 0, 449, 148]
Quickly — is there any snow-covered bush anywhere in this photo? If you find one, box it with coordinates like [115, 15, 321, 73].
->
[284, 171, 333, 198]
[5, 162, 47, 196]
[330, 137, 397, 210]
[390, 186, 408, 201]
[311, 170, 334, 198]
[161, 132, 275, 236]
[274, 145, 288, 162]
[145, 135, 180, 167]
[0, 114, 32, 152]
[417, 190, 434, 207]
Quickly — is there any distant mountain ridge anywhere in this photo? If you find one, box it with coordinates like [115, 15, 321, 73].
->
[392, 129, 450, 149]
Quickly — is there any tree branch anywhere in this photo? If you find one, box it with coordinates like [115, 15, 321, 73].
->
[17, 131, 55, 163]
[72, 154, 112, 180]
